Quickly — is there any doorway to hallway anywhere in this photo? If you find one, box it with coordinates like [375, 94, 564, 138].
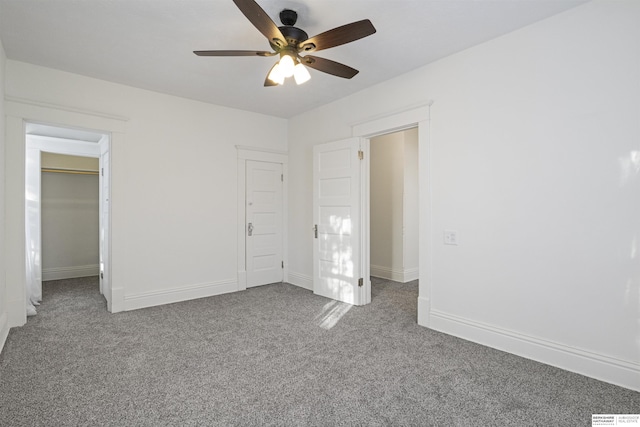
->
[369, 127, 419, 284]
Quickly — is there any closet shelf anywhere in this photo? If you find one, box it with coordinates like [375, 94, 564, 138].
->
[41, 168, 99, 176]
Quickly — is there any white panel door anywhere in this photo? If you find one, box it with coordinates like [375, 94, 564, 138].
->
[313, 138, 370, 306]
[246, 160, 283, 287]
[25, 147, 42, 310]
[99, 148, 111, 310]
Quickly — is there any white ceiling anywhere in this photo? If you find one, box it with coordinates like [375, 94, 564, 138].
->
[0, 0, 588, 118]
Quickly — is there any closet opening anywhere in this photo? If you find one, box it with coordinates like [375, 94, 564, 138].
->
[24, 123, 112, 316]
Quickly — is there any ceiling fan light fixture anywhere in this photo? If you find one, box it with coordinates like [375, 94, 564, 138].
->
[194, 0, 376, 87]
[279, 54, 295, 78]
[294, 63, 311, 85]
[268, 63, 285, 85]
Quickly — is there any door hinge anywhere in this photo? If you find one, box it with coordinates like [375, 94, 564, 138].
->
[281, 261, 284, 269]
[281, 174, 283, 182]
[358, 278, 364, 287]
[313, 224, 318, 239]
[101, 168, 104, 176]
[358, 150, 364, 160]
[100, 272, 104, 279]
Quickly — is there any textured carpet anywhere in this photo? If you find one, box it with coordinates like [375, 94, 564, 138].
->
[0, 276, 637, 426]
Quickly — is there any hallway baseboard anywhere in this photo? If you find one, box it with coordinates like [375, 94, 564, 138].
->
[371, 264, 418, 283]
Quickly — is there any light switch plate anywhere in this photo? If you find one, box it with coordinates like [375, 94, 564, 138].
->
[444, 229, 458, 245]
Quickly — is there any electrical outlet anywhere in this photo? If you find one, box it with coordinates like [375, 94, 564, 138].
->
[444, 230, 458, 245]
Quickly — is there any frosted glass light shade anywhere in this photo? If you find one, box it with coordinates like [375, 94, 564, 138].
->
[268, 63, 284, 85]
[279, 55, 295, 78]
[294, 63, 311, 85]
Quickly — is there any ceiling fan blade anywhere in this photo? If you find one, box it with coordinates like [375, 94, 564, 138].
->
[233, 0, 287, 48]
[300, 20, 376, 52]
[302, 56, 359, 79]
[194, 50, 275, 57]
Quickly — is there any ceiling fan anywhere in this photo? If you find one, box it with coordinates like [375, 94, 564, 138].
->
[194, 0, 376, 86]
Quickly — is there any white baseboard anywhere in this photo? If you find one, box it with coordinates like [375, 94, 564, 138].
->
[237, 270, 247, 291]
[110, 286, 125, 313]
[0, 312, 9, 355]
[287, 271, 313, 290]
[417, 296, 430, 327]
[429, 309, 640, 392]
[371, 265, 418, 283]
[403, 267, 419, 282]
[43, 264, 99, 281]
[8, 299, 26, 328]
[123, 279, 238, 311]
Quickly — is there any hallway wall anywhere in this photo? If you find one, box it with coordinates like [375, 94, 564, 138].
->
[370, 128, 418, 282]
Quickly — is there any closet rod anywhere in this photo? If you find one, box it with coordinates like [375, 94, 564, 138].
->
[41, 168, 99, 176]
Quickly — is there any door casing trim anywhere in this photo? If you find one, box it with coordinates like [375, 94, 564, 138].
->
[351, 103, 432, 325]
[5, 97, 127, 327]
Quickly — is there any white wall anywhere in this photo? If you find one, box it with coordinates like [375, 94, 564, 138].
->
[288, 0, 639, 391]
[4, 61, 287, 320]
[40, 155, 100, 281]
[41, 165, 100, 281]
[371, 132, 404, 278]
[0, 32, 8, 352]
[370, 128, 419, 282]
[403, 128, 419, 278]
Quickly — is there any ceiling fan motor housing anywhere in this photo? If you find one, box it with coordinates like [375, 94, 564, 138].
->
[279, 9, 297, 26]
[274, 9, 309, 48]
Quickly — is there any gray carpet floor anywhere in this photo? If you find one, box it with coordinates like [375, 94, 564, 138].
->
[0, 276, 638, 426]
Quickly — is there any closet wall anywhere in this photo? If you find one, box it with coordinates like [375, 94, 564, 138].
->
[41, 153, 100, 281]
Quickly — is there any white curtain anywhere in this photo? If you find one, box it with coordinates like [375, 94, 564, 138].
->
[25, 147, 41, 316]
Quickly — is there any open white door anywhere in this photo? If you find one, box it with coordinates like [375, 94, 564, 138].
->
[99, 143, 112, 310]
[313, 138, 370, 306]
[25, 147, 42, 315]
[246, 160, 284, 287]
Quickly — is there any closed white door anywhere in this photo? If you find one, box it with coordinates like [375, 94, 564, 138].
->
[313, 138, 370, 305]
[246, 160, 283, 287]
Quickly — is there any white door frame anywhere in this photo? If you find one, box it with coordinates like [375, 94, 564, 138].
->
[236, 146, 288, 290]
[25, 130, 111, 309]
[5, 97, 127, 327]
[351, 102, 433, 326]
